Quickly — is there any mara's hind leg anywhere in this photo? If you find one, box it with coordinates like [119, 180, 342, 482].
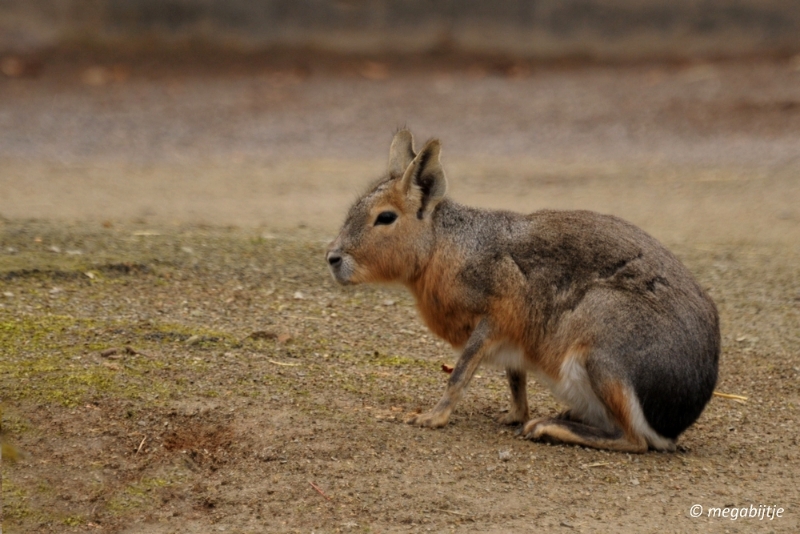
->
[497, 369, 529, 425]
[522, 382, 650, 453]
[523, 418, 647, 453]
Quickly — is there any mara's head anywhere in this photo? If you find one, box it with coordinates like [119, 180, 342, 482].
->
[326, 129, 447, 285]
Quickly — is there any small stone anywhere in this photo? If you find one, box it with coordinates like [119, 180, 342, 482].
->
[277, 333, 293, 344]
[631, 478, 640, 486]
[382, 299, 396, 306]
[293, 291, 305, 300]
[2, 292, 13, 298]
[498, 450, 512, 462]
[49, 245, 61, 253]
[186, 335, 201, 345]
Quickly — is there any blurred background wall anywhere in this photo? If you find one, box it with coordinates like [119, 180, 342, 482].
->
[2, 0, 800, 59]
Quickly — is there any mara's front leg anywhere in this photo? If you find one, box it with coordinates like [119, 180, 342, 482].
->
[407, 319, 492, 428]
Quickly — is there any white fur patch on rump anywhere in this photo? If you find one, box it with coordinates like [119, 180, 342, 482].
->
[551, 355, 615, 432]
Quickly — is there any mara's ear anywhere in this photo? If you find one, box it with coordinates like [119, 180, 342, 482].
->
[399, 139, 447, 219]
[388, 129, 416, 178]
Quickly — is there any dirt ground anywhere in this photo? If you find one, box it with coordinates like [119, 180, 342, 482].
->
[1, 50, 799, 533]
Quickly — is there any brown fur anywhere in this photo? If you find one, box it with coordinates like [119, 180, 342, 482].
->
[327, 129, 720, 453]
[410, 243, 479, 348]
[602, 382, 634, 437]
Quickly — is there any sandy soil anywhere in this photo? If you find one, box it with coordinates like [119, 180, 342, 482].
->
[1, 51, 799, 533]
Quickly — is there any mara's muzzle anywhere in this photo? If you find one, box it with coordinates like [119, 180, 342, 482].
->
[325, 248, 354, 285]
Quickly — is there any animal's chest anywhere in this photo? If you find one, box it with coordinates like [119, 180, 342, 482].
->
[415, 292, 478, 348]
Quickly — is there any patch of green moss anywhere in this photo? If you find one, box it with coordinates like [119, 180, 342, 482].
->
[373, 354, 425, 367]
[2, 478, 33, 522]
[0, 312, 234, 407]
[365, 351, 431, 369]
[62, 515, 86, 527]
[339, 381, 366, 395]
[106, 477, 170, 514]
[262, 373, 293, 389]
[1, 407, 30, 435]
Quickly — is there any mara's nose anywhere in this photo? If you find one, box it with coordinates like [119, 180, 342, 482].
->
[326, 251, 342, 268]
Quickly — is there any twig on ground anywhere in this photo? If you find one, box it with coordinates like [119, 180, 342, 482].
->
[713, 391, 748, 403]
[269, 360, 301, 367]
[309, 480, 332, 501]
[582, 462, 610, 468]
[435, 509, 469, 516]
[136, 436, 147, 454]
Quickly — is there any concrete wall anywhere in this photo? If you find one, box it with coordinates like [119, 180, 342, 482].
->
[2, 0, 799, 59]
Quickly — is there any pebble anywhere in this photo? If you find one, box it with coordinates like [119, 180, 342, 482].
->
[100, 348, 119, 358]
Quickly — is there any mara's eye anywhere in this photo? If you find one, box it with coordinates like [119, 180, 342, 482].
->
[374, 211, 398, 226]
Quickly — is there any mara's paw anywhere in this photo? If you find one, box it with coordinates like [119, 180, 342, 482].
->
[520, 417, 552, 440]
[496, 410, 529, 426]
[406, 410, 450, 428]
